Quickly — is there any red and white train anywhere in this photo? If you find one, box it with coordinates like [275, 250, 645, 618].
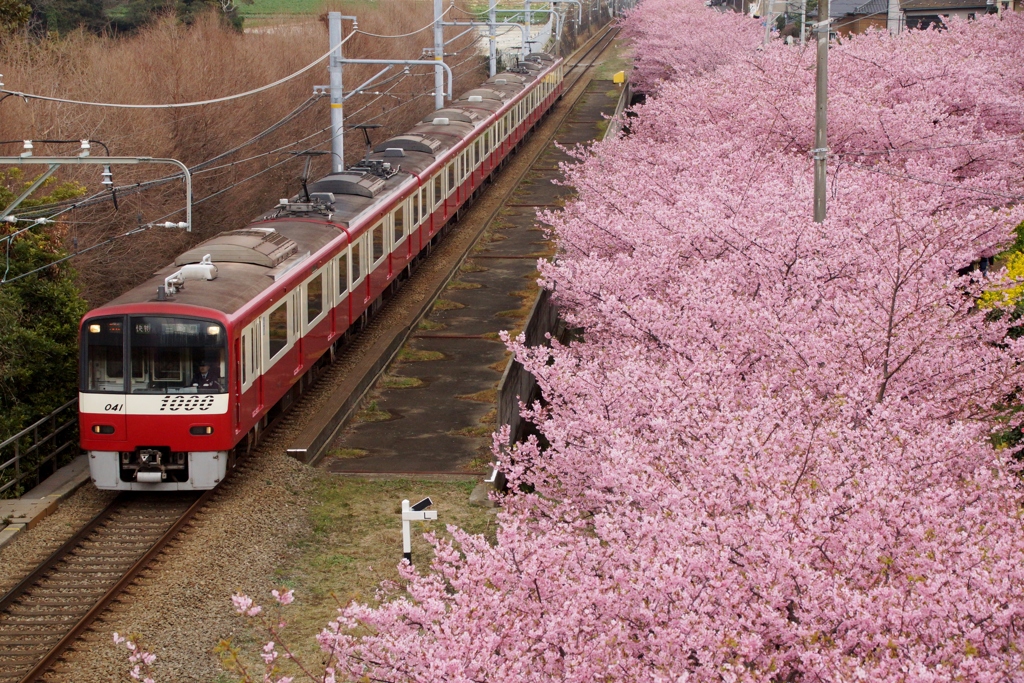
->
[79, 53, 564, 490]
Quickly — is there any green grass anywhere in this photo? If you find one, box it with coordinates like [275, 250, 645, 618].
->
[247, 476, 497, 678]
[238, 0, 375, 17]
[354, 399, 392, 423]
[380, 375, 425, 389]
[417, 318, 446, 331]
[432, 298, 466, 311]
[397, 347, 445, 362]
[445, 279, 483, 291]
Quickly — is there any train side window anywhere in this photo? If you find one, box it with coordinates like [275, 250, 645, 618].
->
[393, 204, 405, 244]
[350, 239, 363, 289]
[241, 332, 247, 385]
[336, 251, 348, 304]
[267, 301, 289, 360]
[254, 326, 261, 377]
[412, 191, 420, 225]
[483, 131, 490, 154]
[305, 269, 325, 326]
[446, 164, 455, 195]
[371, 221, 385, 263]
[433, 174, 443, 208]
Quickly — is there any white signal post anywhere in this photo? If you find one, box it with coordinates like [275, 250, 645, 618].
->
[401, 498, 438, 563]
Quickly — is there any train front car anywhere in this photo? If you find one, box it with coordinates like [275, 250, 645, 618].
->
[80, 308, 234, 490]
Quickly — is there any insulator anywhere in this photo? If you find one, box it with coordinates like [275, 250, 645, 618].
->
[101, 165, 114, 187]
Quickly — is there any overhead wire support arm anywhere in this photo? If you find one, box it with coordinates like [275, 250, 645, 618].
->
[337, 59, 454, 100]
[526, 0, 582, 23]
[0, 154, 193, 231]
[442, 20, 529, 56]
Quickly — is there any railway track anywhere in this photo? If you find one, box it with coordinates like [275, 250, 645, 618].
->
[0, 492, 207, 683]
[0, 22, 622, 683]
[288, 23, 623, 463]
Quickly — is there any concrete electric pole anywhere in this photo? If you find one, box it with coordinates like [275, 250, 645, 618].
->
[812, 0, 829, 223]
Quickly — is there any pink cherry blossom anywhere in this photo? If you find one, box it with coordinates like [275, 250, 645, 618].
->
[271, 588, 294, 606]
[312, 4, 1024, 681]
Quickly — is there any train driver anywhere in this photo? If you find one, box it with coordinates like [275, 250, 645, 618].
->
[191, 358, 223, 391]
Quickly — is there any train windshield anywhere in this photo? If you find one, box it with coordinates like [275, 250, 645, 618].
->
[83, 317, 125, 393]
[82, 315, 227, 394]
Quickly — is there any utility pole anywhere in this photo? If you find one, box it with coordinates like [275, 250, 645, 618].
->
[327, 12, 355, 174]
[812, 0, 829, 223]
[762, 0, 773, 44]
[434, 0, 445, 110]
[489, 1, 498, 76]
[800, 0, 807, 44]
[886, 0, 901, 35]
[525, 0, 533, 54]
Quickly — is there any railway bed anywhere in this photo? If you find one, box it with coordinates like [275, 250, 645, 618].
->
[293, 26, 624, 473]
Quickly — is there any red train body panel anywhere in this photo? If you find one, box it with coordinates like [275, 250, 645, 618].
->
[80, 55, 565, 490]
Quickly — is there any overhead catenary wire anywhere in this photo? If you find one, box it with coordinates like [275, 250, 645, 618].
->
[1, 30, 487, 282]
[0, 32, 356, 109]
[353, 6, 452, 38]
[834, 135, 1024, 158]
[3, 94, 329, 220]
[836, 158, 1023, 203]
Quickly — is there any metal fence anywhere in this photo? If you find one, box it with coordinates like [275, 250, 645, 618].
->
[0, 399, 79, 499]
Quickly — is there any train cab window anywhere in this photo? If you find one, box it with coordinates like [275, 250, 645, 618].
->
[433, 174, 443, 208]
[306, 270, 324, 324]
[336, 251, 349, 302]
[268, 302, 289, 359]
[393, 204, 405, 243]
[125, 316, 227, 394]
[83, 317, 125, 393]
[446, 164, 455, 195]
[371, 221, 385, 262]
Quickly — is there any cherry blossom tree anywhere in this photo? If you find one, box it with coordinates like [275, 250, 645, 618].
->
[315, 6, 1024, 681]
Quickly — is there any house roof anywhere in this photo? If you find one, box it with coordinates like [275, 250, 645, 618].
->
[852, 0, 888, 15]
[900, 0, 989, 9]
[829, 0, 869, 15]
[824, 0, 888, 16]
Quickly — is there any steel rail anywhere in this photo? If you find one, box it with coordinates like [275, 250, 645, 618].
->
[0, 490, 212, 683]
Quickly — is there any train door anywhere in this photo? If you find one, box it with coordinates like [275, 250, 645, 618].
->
[240, 319, 262, 422]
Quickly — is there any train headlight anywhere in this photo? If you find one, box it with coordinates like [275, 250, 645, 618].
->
[89, 324, 101, 333]
[207, 325, 220, 336]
